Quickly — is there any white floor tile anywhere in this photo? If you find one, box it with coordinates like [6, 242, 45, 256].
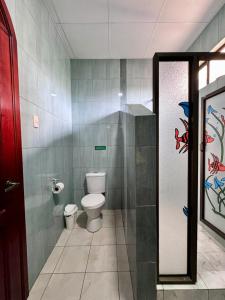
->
[56, 230, 71, 247]
[115, 214, 123, 227]
[157, 290, 164, 300]
[102, 215, 115, 228]
[118, 272, 134, 300]
[102, 209, 115, 216]
[200, 271, 225, 289]
[87, 245, 117, 272]
[164, 290, 208, 300]
[42, 273, 84, 300]
[117, 245, 129, 271]
[81, 272, 119, 300]
[28, 274, 51, 300]
[66, 228, 93, 246]
[54, 246, 90, 273]
[114, 210, 122, 216]
[41, 247, 63, 274]
[116, 228, 126, 244]
[198, 238, 223, 253]
[209, 289, 225, 300]
[203, 251, 225, 271]
[92, 228, 116, 245]
[197, 252, 215, 273]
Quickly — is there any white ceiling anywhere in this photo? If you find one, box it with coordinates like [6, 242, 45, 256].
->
[50, 0, 225, 59]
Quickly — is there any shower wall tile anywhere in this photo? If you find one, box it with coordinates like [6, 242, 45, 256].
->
[127, 59, 152, 79]
[108, 146, 123, 167]
[71, 60, 92, 80]
[135, 115, 156, 146]
[107, 59, 120, 79]
[126, 59, 153, 110]
[137, 206, 157, 263]
[93, 150, 108, 168]
[93, 124, 108, 145]
[107, 189, 122, 209]
[6, 0, 73, 289]
[137, 262, 157, 300]
[201, 17, 219, 52]
[219, 5, 225, 41]
[79, 125, 94, 146]
[79, 147, 94, 168]
[121, 108, 157, 300]
[107, 123, 122, 146]
[71, 60, 122, 209]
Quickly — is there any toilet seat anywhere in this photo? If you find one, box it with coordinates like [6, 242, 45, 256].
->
[81, 194, 105, 210]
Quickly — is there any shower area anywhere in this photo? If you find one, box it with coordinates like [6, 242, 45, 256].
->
[154, 53, 225, 299]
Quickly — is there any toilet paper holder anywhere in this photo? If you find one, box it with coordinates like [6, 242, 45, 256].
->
[51, 178, 59, 188]
[51, 178, 64, 194]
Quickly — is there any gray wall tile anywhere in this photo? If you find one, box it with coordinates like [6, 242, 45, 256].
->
[92, 59, 107, 79]
[135, 115, 156, 146]
[137, 206, 157, 263]
[219, 5, 225, 41]
[9, 0, 73, 289]
[79, 147, 93, 168]
[93, 149, 108, 168]
[201, 17, 219, 51]
[188, 4, 225, 52]
[108, 146, 122, 167]
[71, 60, 122, 209]
[121, 109, 157, 300]
[137, 262, 157, 300]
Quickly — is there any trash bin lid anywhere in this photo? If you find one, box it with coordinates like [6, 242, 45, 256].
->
[64, 204, 78, 215]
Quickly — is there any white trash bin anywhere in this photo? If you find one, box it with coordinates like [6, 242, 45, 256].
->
[64, 204, 78, 230]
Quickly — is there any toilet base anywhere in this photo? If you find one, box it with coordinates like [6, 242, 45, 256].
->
[87, 215, 102, 232]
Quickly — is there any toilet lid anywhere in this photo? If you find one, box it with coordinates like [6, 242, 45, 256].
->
[81, 194, 105, 209]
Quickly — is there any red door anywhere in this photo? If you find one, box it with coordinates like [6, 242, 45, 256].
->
[0, 1, 28, 299]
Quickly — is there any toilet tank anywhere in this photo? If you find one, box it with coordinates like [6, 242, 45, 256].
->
[86, 172, 106, 194]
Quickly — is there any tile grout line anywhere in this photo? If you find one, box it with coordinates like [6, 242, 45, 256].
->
[39, 211, 124, 299]
[40, 228, 72, 299]
[31, 273, 51, 300]
[79, 229, 94, 300]
[40, 245, 66, 298]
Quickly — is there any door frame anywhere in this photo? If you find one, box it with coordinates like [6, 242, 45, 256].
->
[0, 0, 28, 298]
[153, 52, 225, 284]
[200, 86, 225, 240]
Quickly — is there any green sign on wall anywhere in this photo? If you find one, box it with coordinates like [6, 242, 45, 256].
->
[95, 146, 107, 150]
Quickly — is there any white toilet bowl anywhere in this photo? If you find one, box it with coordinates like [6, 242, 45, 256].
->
[81, 194, 105, 232]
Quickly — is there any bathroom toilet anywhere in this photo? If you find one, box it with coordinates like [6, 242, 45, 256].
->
[81, 172, 106, 232]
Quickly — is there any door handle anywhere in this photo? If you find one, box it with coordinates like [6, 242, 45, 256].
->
[4, 180, 20, 193]
[0, 209, 6, 216]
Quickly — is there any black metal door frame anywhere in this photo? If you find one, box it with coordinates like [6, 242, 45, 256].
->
[153, 52, 225, 284]
[200, 86, 225, 240]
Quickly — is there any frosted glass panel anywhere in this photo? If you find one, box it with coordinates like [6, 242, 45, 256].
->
[204, 91, 225, 235]
[159, 62, 189, 275]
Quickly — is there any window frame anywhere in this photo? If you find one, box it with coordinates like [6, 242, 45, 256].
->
[199, 42, 225, 86]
